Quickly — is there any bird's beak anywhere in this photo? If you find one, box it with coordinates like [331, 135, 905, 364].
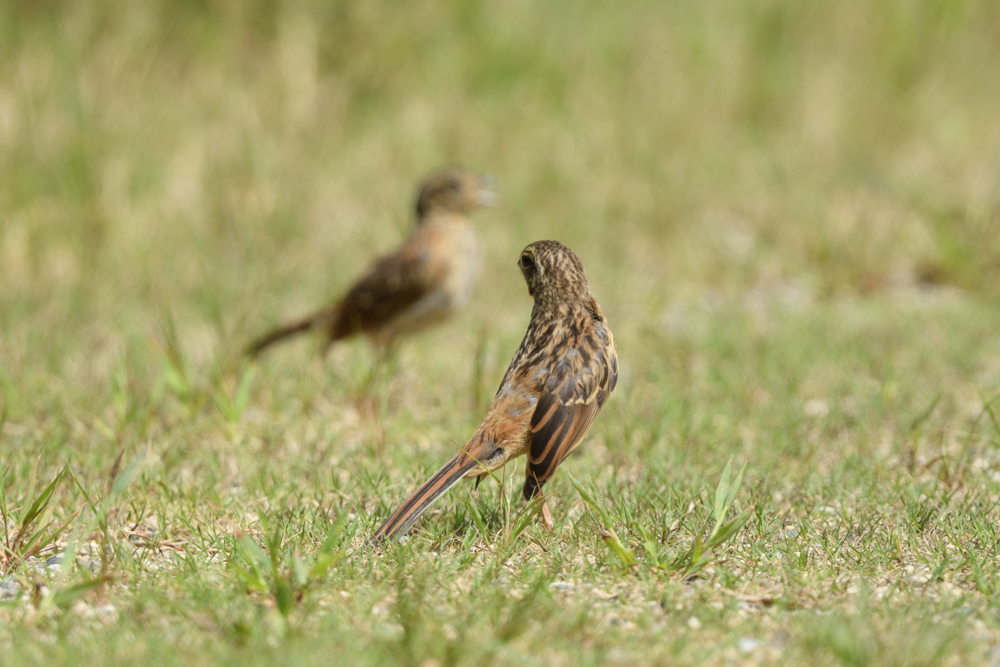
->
[477, 175, 499, 207]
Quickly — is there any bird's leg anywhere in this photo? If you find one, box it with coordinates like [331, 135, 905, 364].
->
[359, 348, 382, 401]
[526, 480, 554, 531]
[370, 343, 400, 391]
[540, 499, 554, 531]
[354, 374, 381, 422]
[355, 343, 398, 420]
[379, 344, 402, 387]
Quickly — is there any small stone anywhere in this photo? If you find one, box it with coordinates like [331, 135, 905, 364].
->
[93, 603, 118, 618]
[0, 579, 20, 601]
[687, 617, 701, 630]
[737, 638, 763, 652]
[906, 565, 932, 585]
[77, 557, 98, 574]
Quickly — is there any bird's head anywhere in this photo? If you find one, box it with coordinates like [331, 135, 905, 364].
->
[415, 168, 497, 220]
[517, 240, 593, 304]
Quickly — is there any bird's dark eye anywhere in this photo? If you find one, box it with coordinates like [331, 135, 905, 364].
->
[447, 178, 461, 191]
[518, 253, 535, 270]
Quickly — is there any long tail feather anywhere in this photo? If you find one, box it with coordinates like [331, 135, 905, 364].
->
[246, 314, 322, 357]
[371, 456, 479, 543]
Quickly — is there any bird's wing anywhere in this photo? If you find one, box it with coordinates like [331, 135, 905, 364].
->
[328, 230, 448, 342]
[524, 327, 617, 497]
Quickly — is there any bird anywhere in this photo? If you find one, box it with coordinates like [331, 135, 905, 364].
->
[246, 168, 496, 357]
[371, 240, 618, 543]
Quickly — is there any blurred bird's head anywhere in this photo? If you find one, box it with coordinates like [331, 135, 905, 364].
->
[517, 240, 593, 304]
[415, 168, 497, 220]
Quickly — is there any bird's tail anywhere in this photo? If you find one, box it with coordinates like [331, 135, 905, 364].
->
[246, 312, 326, 357]
[370, 455, 480, 543]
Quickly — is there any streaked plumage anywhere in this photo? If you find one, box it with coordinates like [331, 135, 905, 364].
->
[371, 240, 618, 542]
[247, 168, 494, 356]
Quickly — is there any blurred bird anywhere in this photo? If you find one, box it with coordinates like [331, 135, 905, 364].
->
[247, 168, 495, 357]
[371, 240, 618, 542]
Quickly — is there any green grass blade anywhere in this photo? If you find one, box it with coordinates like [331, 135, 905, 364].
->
[636, 524, 661, 569]
[237, 536, 272, 574]
[49, 576, 113, 609]
[713, 460, 733, 525]
[569, 475, 635, 568]
[704, 507, 753, 552]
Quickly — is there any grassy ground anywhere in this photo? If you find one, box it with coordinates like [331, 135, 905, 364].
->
[3, 0, 1000, 664]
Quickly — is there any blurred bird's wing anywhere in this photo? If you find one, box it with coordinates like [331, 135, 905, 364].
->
[523, 327, 617, 497]
[247, 230, 447, 355]
[328, 230, 449, 342]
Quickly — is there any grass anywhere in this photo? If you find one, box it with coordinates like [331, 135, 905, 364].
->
[2, 0, 1000, 664]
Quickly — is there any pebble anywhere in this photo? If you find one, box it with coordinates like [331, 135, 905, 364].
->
[78, 557, 99, 574]
[737, 638, 763, 652]
[905, 565, 932, 585]
[591, 588, 618, 600]
[24, 556, 60, 575]
[687, 617, 702, 630]
[0, 579, 20, 601]
[76, 602, 118, 619]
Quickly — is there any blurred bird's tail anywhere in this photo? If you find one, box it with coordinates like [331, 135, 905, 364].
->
[370, 455, 479, 543]
[246, 314, 322, 357]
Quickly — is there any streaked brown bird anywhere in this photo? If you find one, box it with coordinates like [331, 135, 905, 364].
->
[371, 240, 618, 542]
[247, 168, 495, 357]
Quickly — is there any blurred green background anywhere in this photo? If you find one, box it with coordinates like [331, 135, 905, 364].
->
[3, 1, 998, 380]
[2, 1, 1000, 664]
